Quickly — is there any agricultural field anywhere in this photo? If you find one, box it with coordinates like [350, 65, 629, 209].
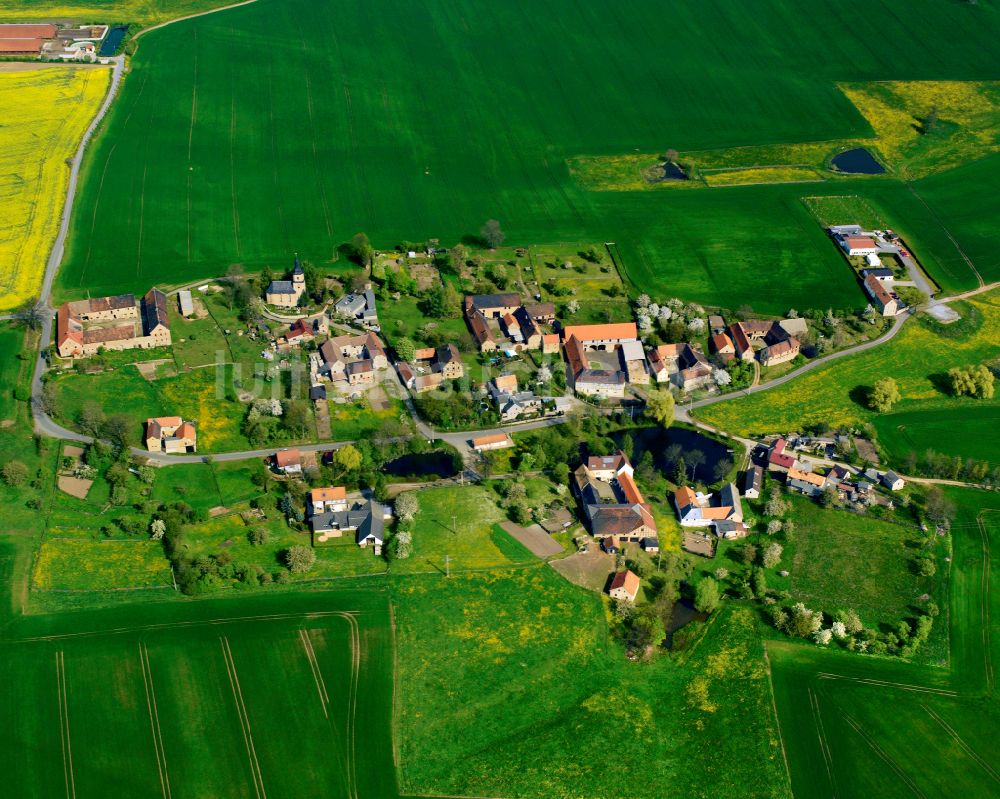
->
[0, 0, 231, 25]
[0, 66, 109, 311]
[56, 0, 1000, 312]
[767, 486, 1000, 799]
[695, 288, 1000, 465]
[0, 588, 399, 798]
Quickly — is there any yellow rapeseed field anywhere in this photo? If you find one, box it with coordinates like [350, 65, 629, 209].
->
[0, 66, 109, 311]
[0, 0, 229, 26]
[703, 166, 823, 187]
[32, 538, 172, 589]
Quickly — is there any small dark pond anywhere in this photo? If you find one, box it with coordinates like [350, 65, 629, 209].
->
[383, 450, 460, 480]
[646, 161, 688, 183]
[830, 148, 885, 175]
[614, 425, 732, 484]
[665, 598, 708, 649]
[99, 26, 128, 56]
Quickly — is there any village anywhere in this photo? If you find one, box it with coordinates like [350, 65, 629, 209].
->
[38, 230, 940, 623]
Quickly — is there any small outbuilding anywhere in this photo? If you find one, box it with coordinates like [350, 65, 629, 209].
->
[608, 569, 640, 603]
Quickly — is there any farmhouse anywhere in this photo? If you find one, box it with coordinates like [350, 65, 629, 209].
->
[647, 343, 712, 391]
[619, 340, 649, 384]
[56, 289, 171, 358]
[673, 484, 745, 537]
[471, 433, 513, 452]
[465, 293, 521, 319]
[863, 273, 900, 316]
[265, 259, 306, 307]
[488, 374, 556, 421]
[564, 334, 628, 398]
[840, 235, 879, 257]
[861, 267, 894, 283]
[727, 319, 802, 367]
[144, 416, 196, 454]
[767, 438, 797, 473]
[608, 569, 641, 603]
[561, 322, 637, 349]
[309, 486, 348, 515]
[467, 309, 496, 352]
[881, 471, 905, 491]
[333, 289, 379, 328]
[398, 343, 465, 392]
[743, 465, 764, 498]
[274, 449, 302, 475]
[786, 468, 825, 497]
[318, 332, 388, 386]
[711, 332, 735, 362]
[573, 452, 657, 542]
[0, 23, 56, 55]
[524, 302, 556, 323]
[310, 498, 390, 552]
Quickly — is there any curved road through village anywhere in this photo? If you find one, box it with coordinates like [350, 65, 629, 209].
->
[20, 24, 994, 473]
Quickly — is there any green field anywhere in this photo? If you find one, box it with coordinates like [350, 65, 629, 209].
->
[55, 0, 1000, 312]
[0, 585, 399, 798]
[695, 288, 1000, 465]
[767, 487, 1000, 799]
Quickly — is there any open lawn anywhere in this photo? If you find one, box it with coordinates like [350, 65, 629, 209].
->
[32, 538, 172, 590]
[767, 486, 1000, 799]
[784, 499, 931, 629]
[0, 66, 109, 311]
[55, 0, 1000, 312]
[695, 288, 1000, 465]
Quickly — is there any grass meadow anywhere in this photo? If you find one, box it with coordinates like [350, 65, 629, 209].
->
[55, 0, 1000, 311]
[0, 66, 109, 311]
[695, 288, 1000, 465]
[767, 486, 1000, 799]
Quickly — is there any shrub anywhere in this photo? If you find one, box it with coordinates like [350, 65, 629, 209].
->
[284, 545, 316, 573]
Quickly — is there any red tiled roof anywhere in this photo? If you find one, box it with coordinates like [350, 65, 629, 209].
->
[275, 449, 301, 467]
[610, 569, 640, 597]
[311, 487, 346, 502]
[561, 322, 637, 343]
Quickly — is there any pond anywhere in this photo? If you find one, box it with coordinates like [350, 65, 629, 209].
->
[665, 598, 708, 650]
[382, 450, 460, 480]
[645, 160, 688, 183]
[830, 148, 885, 175]
[98, 26, 128, 56]
[616, 425, 733, 484]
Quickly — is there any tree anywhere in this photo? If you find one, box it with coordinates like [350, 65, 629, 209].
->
[566, 299, 580, 316]
[924, 486, 956, 528]
[284, 545, 316, 573]
[351, 232, 374, 267]
[480, 219, 505, 249]
[102, 413, 132, 447]
[762, 542, 783, 568]
[17, 299, 46, 331]
[766, 519, 783, 536]
[644, 389, 675, 428]
[149, 519, 166, 540]
[870, 377, 901, 412]
[686, 449, 705, 481]
[282, 400, 310, 438]
[713, 458, 733, 483]
[948, 364, 994, 399]
[664, 148, 679, 163]
[247, 527, 269, 546]
[740, 543, 759, 566]
[831, 621, 847, 639]
[390, 530, 412, 560]
[790, 602, 822, 638]
[923, 105, 939, 134]
[225, 264, 251, 311]
[1, 461, 28, 486]
[814, 628, 833, 646]
[395, 337, 416, 363]
[395, 491, 419, 522]
[333, 444, 363, 474]
[765, 486, 788, 517]
[694, 577, 720, 613]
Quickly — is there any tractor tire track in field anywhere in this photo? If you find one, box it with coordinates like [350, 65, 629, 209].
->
[18, 608, 361, 643]
[808, 687, 838, 797]
[976, 510, 995, 694]
[815, 672, 958, 697]
[292, 17, 334, 246]
[186, 29, 199, 263]
[840, 712, 927, 799]
[55, 651, 76, 799]
[905, 183, 983, 289]
[298, 628, 330, 719]
[219, 636, 266, 799]
[139, 642, 172, 799]
[921, 703, 1000, 783]
[344, 612, 361, 799]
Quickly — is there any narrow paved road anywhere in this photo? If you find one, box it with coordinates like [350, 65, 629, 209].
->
[678, 311, 910, 420]
[30, 55, 125, 439]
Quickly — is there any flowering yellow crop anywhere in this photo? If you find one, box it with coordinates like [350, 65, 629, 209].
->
[0, 66, 109, 311]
